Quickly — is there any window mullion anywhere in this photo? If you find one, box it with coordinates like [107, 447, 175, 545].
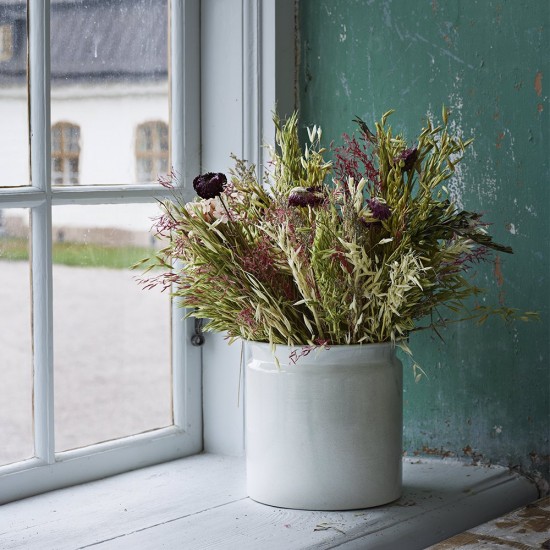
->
[170, 0, 201, 434]
[29, 0, 55, 464]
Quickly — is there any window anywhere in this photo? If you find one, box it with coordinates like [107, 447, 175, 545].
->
[51, 122, 80, 185]
[0, 22, 13, 62]
[0, 0, 201, 504]
[136, 121, 169, 182]
[0, 0, 291, 504]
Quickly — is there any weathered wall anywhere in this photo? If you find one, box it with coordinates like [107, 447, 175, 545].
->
[298, 0, 549, 490]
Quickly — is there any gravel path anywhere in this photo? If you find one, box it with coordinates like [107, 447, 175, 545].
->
[0, 260, 172, 465]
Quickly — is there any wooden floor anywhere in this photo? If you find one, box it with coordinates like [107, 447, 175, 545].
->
[0, 454, 541, 550]
[428, 496, 550, 549]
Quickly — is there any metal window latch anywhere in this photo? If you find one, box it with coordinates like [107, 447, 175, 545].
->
[191, 317, 205, 346]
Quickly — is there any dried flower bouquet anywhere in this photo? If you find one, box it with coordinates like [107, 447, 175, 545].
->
[138, 110, 534, 362]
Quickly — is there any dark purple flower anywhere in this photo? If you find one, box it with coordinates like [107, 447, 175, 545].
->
[394, 147, 418, 172]
[288, 186, 325, 207]
[193, 172, 227, 199]
[367, 198, 392, 220]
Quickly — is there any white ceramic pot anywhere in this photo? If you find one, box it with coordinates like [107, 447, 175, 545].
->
[245, 341, 403, 510]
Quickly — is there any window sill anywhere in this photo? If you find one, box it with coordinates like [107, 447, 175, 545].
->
[1, 454, 538, 549]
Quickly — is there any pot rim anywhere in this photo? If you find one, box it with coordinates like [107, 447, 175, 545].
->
[245, 340, 398, 351]
[245, 340, 401, 368]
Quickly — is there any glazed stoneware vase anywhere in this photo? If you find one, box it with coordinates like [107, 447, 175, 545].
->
[245, 341, 403, 510]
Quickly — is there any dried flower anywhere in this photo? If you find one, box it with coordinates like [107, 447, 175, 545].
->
[193, 172, 227, 199]
[367, 198, 392, 220]
[394, 147, 418, 172]
[333, 133, 379, 191]
[288, 186, 325, 207]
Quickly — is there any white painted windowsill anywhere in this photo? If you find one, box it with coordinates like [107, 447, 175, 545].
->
[0, 454, 538, 550]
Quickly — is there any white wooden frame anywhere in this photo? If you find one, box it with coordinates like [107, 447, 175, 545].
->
[201, 0, 295, 456]
[0, 0, 202, 504]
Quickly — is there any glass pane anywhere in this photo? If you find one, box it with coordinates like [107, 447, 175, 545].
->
[50, 1, 169, 186]
[51, 127, 62, 153]
[65, 125, 80, 153]
[0, 3, 29, 187]
[159, 123, 168, 151]
[53, 203, 172, 452]
[69, 158, 79, 184]
[0, 209, 33, 465]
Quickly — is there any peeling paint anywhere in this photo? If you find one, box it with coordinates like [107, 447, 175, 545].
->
[494, 256, 504, 287]
[339, 73, 351, 98]
[507, 222, 518, 234]
[535, 71, 543, 97]
[339, 24, 347, 42]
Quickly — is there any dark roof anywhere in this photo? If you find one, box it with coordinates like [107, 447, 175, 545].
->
[0, 0, 167, 86]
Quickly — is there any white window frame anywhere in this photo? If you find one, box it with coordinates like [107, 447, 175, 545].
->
[201, 0, 295, 456]
[0, 0, 201, 504]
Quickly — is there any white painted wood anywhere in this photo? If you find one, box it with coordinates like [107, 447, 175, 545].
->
[242, 0, 261, 173]
[201, 0, 296, 457]
[243, 0, 296, 175]
[170, 0, 202, 435]
[0, 456, 538, 550]
[201, 0, 244, 172]
[202, 334, 245, 455]
[0, 188, 46, 207]
[29, 0, 55, 465]
[199, 0, 247, 458]
[172, 0, 201, 200]
[50, 185, 176, 204]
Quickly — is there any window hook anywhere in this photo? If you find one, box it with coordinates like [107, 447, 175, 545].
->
[191, 317, 205, 346]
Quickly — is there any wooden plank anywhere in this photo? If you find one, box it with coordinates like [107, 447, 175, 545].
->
[1, 455, 536, 550]
[0, 455, 246, 550]
[428, 496, 550, 550]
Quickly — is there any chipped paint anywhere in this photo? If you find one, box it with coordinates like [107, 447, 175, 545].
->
[535, 71, 543, 97]
[339, 24, 347, 42]
[339, 73, 351, 98]
[507, 223, 518, 235]
[430, 497, 550, 549]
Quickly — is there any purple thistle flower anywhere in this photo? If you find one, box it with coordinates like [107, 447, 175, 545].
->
[394, 147, 418, 172]
[193, 172, 227, 199]
[367, 198, 392, 220]
[288, 186, 325, 207]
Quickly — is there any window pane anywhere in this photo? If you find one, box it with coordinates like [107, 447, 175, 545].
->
[50, 0, 169, 186]
[53, 204, 172, 452]
[51, 127, 62, 153]
[0, 209, 33, 465]
[0, 3, 29, 187]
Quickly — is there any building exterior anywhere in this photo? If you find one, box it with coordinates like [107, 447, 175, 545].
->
[0, 0, 169, 239]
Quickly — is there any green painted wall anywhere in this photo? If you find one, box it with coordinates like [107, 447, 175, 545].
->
[298, 0, 549, 489]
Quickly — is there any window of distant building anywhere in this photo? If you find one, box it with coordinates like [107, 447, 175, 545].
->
[51, 122, 80, 185]
[136, 121, 169, 183]
[0, 23, 14, 62]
